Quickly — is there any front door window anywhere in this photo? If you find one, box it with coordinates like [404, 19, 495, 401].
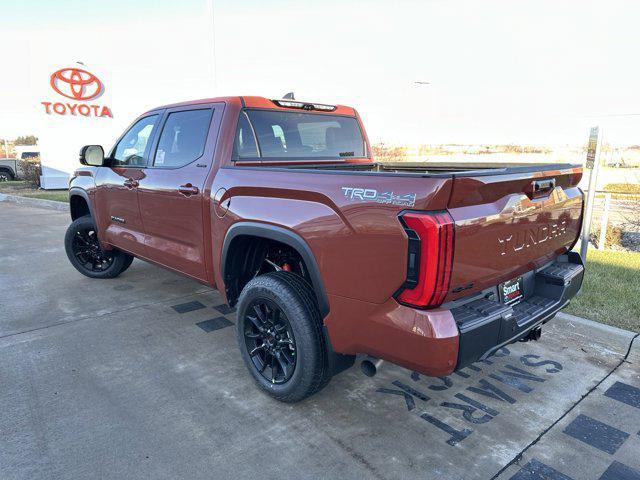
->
[112, 115, 158, 167]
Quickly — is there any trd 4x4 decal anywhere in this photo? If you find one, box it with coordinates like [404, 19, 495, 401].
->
[341, 187, 417, 207]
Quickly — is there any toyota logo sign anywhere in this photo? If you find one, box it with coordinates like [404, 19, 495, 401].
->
[41, 66, 112, 118]
[50, 68, 103, 101]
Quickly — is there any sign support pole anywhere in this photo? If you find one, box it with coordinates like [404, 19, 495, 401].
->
[580, 126, 602, 261]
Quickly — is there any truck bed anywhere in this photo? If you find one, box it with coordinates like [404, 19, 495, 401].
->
[241, 160, 584, 305]
[281, 160, 580, 177]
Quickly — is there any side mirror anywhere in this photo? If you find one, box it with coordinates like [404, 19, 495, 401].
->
[79, 145, 105, 166]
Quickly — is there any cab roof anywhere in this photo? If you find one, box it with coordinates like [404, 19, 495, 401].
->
[146, 96, 356, 116]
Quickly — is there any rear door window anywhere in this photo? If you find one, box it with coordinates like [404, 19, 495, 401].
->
[236, 110, 365, 160]
[235, 112, 259, 157]
[153, 109, 213, 168]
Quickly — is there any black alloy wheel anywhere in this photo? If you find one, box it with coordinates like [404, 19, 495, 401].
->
[64, 215, 134, 279]
[71, 225, 115, 272]
[236, 271, 331, 402]
[243, 299, 297, 384]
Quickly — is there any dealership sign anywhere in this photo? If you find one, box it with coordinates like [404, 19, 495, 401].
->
[41, 67, 113, 118]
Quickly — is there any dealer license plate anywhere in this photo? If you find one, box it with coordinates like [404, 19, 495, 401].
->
[500, 277, 524, 305]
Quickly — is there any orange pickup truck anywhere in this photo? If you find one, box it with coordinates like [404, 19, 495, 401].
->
[65, 96, 585, 402]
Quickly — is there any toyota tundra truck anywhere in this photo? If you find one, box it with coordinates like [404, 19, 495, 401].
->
[65, 96, 585, 402]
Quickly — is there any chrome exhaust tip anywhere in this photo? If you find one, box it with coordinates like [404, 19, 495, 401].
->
[361, 357, 384, 377]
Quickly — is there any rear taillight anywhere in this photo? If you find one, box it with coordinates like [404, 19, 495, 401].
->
[396, 211, 454, 308]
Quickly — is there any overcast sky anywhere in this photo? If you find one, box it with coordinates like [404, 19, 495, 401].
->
[2, 0, 640, 146]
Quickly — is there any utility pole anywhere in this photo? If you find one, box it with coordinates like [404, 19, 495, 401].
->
[207, 0, 217, 92]
[580, 126, 602, 260]
[3, 138, 9, 158]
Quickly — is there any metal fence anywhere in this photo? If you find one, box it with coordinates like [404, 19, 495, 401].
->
[587, 191, 639, 251]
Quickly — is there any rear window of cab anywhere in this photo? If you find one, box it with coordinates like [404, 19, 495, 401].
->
[234, 109, 366, 160]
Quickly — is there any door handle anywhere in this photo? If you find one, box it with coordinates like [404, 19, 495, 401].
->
[534, 178, 556, 192]
[123, 178, 139, 188]
[178, 183, 199, 196]
[527, 178, 556, 198]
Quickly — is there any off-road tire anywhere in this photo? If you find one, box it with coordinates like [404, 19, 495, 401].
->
[236, 271, 331, 402]
[64, 215, 134, 279]
[121, 254, 135, 272]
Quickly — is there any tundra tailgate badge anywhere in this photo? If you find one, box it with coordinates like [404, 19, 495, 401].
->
[342, 187, 416, 207]
[498, 220, 567, 256]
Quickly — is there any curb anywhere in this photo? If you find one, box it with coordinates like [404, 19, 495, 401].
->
[556, 311, 637, 338]
[0, 193, 69, 212]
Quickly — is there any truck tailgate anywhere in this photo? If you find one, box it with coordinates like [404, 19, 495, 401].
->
[445, 165, 583, 302]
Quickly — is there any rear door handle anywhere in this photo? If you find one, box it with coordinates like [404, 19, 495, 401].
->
[123, 178, 139, 188]
[178, 183, 199, 196]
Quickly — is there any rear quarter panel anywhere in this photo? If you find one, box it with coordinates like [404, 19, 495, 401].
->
[211, 167, 452, 304]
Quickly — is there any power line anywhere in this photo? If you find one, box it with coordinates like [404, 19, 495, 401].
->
[585, 113, 640, 117]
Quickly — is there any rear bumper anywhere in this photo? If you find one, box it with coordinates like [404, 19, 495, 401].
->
[324, 252, 584, 376]
[453, 251, 584, 370]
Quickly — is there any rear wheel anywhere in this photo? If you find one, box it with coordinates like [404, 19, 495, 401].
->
[236, 271, 330, 402]
[0, 169, 14, 182]
[64, 215, 134, 279]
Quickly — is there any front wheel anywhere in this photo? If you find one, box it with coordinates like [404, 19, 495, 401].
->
[64, 215, 134, 279]
[236, 271, 330, 402]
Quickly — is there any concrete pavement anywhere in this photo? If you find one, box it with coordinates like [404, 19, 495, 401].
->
[1, 202, 639, 480]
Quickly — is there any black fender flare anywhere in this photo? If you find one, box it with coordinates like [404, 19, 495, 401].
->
[68, 187, 96, 221]
[221, 222, 330, 317]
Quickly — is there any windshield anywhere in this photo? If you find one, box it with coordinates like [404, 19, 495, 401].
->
[236, 110, 366, 160]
